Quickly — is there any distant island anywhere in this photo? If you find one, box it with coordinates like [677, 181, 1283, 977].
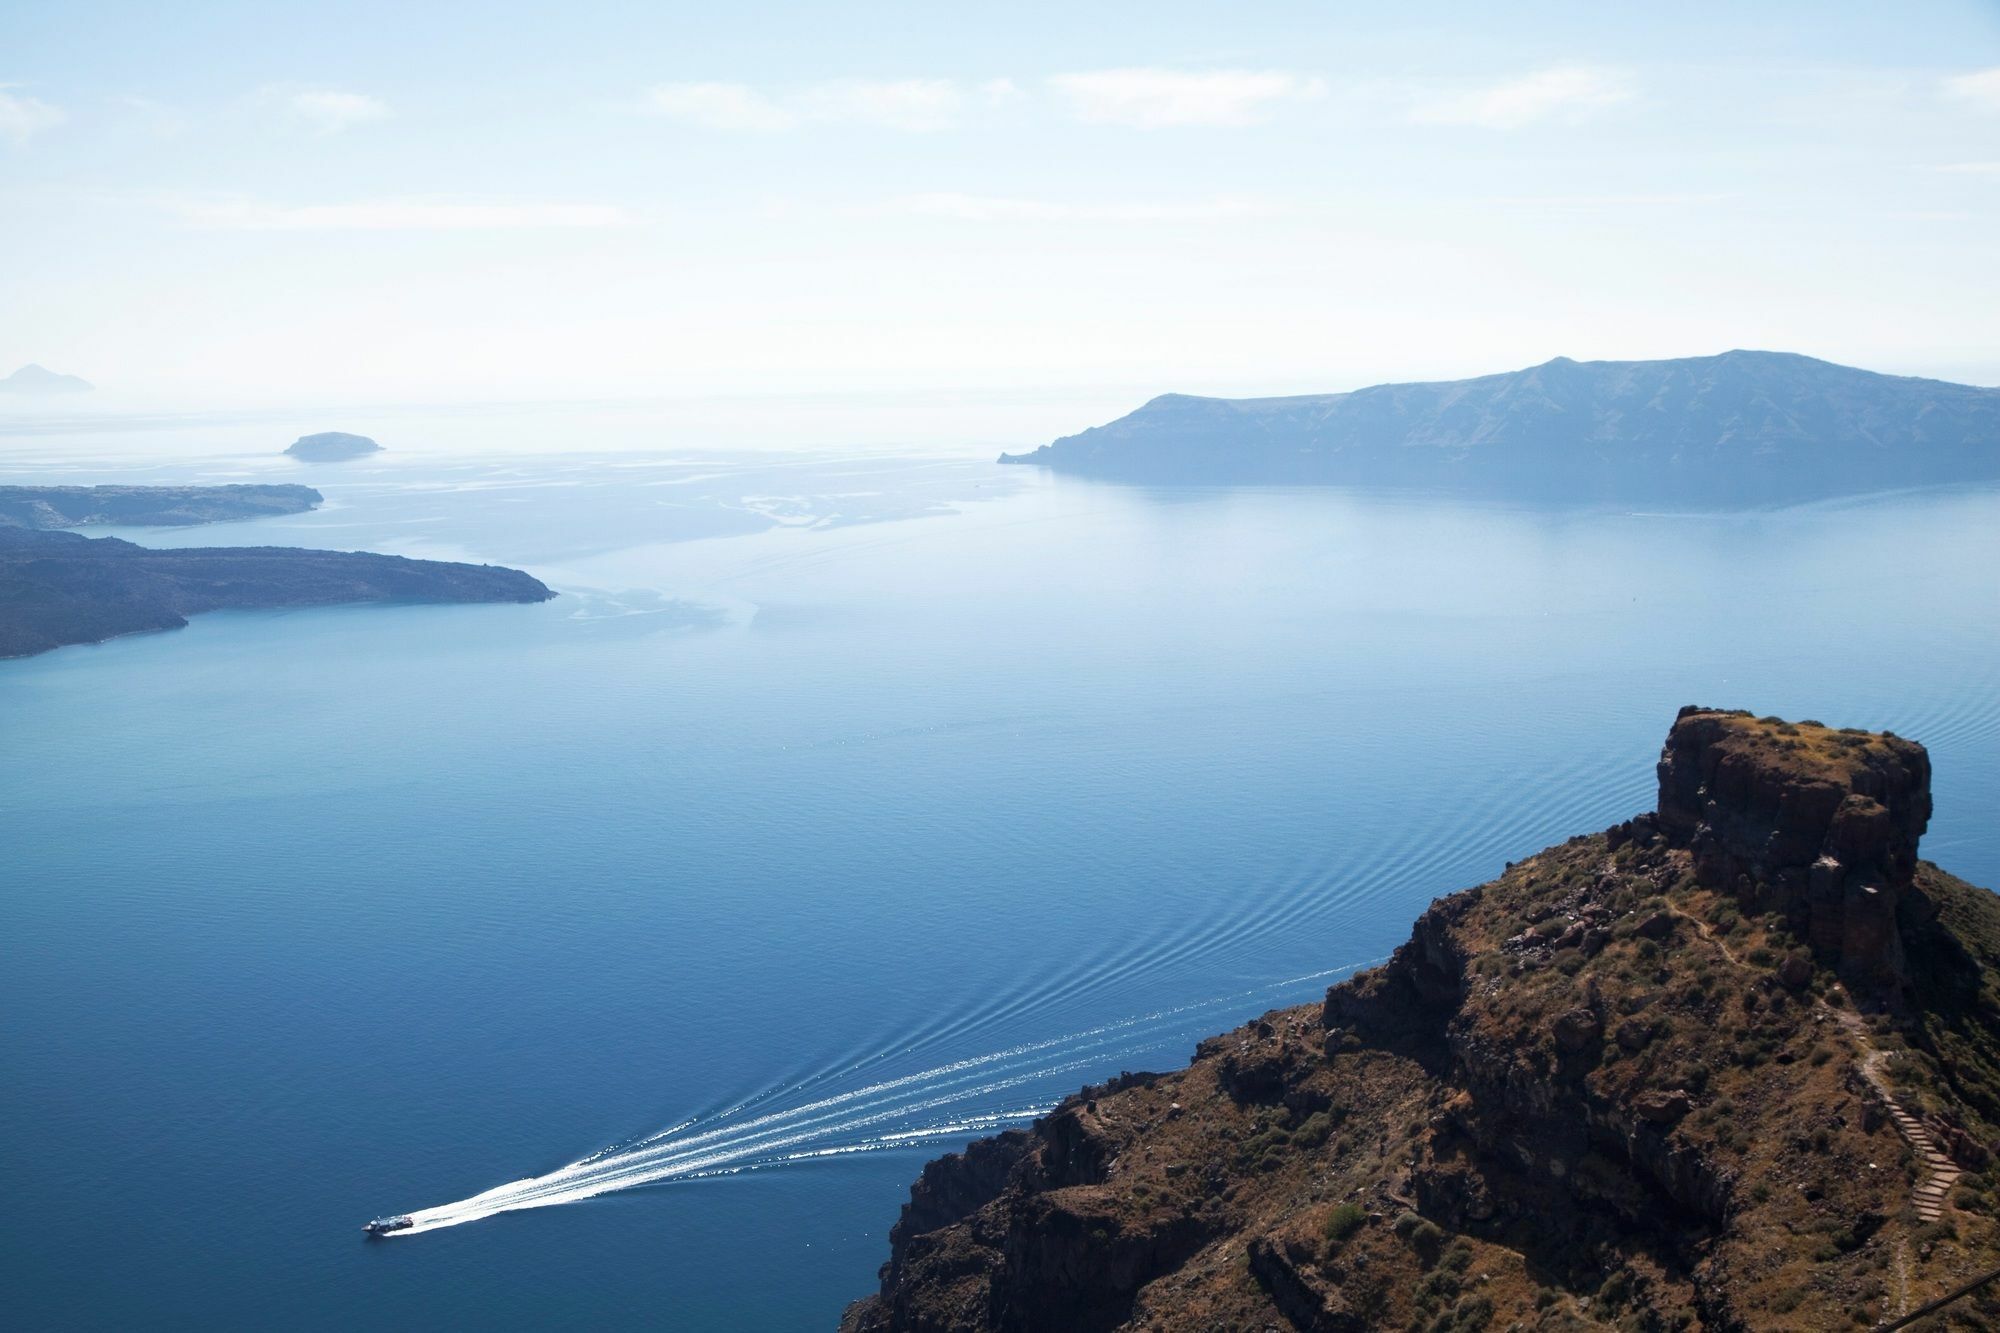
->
[0, 364, 94, 395]
[286, 432, 382, 461]
[1000, 350, 2000, 503]
[0, 484, 323, 530]
[0, 527, 553, 658]
[848, 708, 2000, 1331]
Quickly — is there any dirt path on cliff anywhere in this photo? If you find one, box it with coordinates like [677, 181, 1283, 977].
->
[1660, 893, 1960, 1236]
[1830, 1006, 1962, 1226]
[1661, 899, 1745, 967]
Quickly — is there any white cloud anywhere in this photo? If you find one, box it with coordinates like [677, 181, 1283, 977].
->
[286, 89, 390, 133]
[0, 86, 65, 144]
[1931, 161, 2000, 175]
[1943, 67, 2000, 111]
[1048, 68, 1325, 128]
[168, 197, 634, 231]
[1409, 66, 1635, 129]
[896, 192, 1275, 222]
[798, 78, 962, 130]
[645, 78, 970, 131]
[644, 82, 795, 131]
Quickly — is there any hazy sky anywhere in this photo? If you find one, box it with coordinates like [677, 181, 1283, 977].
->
[4, 0, 1999, 406]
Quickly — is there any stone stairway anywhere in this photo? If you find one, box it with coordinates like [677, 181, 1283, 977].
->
[1836, 1006, 1962, 1225]
[1884, 1099, 1962, 1223]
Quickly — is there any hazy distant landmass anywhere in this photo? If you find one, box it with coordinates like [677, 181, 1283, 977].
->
[1000, 351, 2000, 503]
[0, 484, 323, 530]
[0, 527, 554, 658]
[0, 364, 94, 395]
[286, 431, 382, 461]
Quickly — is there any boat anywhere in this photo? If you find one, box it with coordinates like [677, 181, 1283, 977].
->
[362, 1215, 413, 1237]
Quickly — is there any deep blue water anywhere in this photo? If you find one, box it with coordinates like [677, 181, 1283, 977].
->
[3, 431, 1998, 1329]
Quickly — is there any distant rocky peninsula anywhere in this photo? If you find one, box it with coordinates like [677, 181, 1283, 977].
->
[286, 432, 382, 461]
[1001, 350, 2000, 504]
[848, 708, 2000, 1331]
[0, 526, 553, 658]
[0, 484, 323, 530]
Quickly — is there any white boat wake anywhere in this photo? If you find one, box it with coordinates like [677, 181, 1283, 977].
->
[386, 960, 1380, 1236]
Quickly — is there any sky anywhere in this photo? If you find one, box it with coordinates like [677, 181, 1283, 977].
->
[3, 0, 1999, 410]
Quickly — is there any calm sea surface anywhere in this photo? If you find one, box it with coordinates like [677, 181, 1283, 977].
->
[4, 412, 1998, 1329]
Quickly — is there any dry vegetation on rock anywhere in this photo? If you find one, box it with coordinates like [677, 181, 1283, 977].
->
[843, 710, 2000, 1332]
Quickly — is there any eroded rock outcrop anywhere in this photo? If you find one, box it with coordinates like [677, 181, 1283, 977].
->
[845, 710, 2000, 1332]
[1654, 706, 1931, 979]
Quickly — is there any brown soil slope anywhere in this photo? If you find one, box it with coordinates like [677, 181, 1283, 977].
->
[844, 708, 2000, 1332]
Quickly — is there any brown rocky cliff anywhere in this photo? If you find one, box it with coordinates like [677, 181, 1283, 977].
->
[844, 709, 2000, 1332]
[1653, 706, 1931, 980]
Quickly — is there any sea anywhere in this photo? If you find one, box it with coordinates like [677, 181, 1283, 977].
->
[3, 400, 1997, 1329]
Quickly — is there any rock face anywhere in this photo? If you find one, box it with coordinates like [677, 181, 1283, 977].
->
[1654, 706, 1931, 980]
[845, 709, 2000, 1332]
[997, 350, 2000, 504]
[0, 484, 323, 530]
[285, 431, 382, 461]
[0, 525, 552, 658]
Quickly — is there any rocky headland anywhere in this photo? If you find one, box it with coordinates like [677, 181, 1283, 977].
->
[845, 708, 2000, 1331]
[0, 483, 323, 529]
[285, 431, 382, 461]
[0, 526, 552, 658]
[999, 351, 2000, 504]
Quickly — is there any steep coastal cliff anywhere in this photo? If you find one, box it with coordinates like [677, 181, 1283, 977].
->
[846, 709, 2000, 1330]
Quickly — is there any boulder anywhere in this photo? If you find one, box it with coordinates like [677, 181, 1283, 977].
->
[1553, 1008, 1603, 1052]
[1634, 1090, 1693, 1125]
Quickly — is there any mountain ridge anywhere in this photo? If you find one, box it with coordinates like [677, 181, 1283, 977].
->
[1000, 351, 2000, 503]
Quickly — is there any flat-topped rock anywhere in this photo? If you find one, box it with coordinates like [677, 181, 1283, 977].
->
[1655, 706, 1931, 979]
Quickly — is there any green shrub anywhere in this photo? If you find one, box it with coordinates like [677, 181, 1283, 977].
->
[1323, 1202, 1367, 1247]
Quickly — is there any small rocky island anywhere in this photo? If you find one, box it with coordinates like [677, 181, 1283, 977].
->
[0, 526, 552, 658]
[285, 431, 382, 461]
[847, 708, 2000, 1330]
[0, 484, 323, 529]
